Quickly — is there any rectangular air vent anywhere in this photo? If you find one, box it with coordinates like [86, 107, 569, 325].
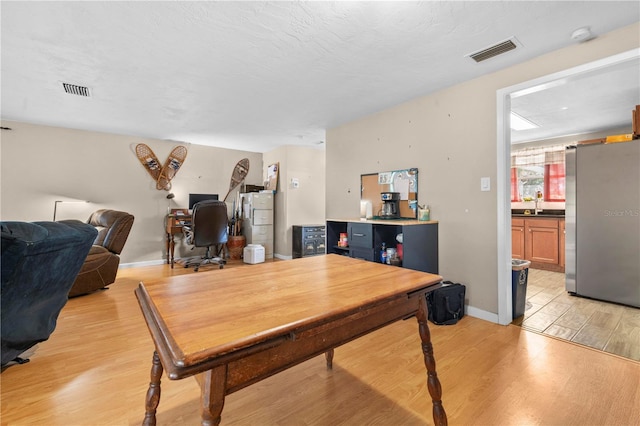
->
[468, 38, 518, 63]
[62, 82, 91, 97]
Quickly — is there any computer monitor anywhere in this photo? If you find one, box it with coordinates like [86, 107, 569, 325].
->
[188, 193, 219, 210]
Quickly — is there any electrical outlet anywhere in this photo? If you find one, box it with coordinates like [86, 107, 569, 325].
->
[291, 178, 299, 189]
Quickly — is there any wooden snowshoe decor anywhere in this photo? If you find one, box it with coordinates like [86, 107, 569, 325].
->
[224, 158, 250, 201]
[135, 143, 188, 190]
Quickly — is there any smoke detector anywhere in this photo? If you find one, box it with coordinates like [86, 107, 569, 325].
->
[571, 27, 594, 43]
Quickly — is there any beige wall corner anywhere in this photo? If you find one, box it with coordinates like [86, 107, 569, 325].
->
[263, 145, 326, 258]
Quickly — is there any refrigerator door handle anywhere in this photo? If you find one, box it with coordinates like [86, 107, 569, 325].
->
[564, 146, 577, 293]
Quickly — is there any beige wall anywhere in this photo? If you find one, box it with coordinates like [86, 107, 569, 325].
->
[0, 121, 263, 264]
[263, 145, 326, 257]
[326, 22, 640, 316]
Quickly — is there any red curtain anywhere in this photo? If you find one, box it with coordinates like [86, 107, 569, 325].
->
[544, 163, 565, 201]
[510, 168, 519, 201]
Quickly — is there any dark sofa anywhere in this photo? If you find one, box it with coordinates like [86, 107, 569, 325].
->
[1, 220, 97, 367]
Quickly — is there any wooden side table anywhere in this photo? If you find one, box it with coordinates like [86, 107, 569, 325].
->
[165, 209, 191, 268]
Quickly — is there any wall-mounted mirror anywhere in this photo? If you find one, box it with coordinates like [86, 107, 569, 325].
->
[361, 168, 418, 219]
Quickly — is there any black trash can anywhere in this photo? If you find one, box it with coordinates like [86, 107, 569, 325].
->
[511, 259, 531, 319]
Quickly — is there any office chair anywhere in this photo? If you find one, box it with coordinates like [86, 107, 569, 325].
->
[177, 200, 228, 271]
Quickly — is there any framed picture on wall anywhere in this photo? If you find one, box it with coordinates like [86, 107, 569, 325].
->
[265, 163, 279, 192]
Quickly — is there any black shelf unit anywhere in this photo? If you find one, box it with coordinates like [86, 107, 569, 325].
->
[326, 219, 438, 274]
[292, 225, 326, 258]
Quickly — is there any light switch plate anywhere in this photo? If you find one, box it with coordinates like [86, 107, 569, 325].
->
[480, 177, 490, 191]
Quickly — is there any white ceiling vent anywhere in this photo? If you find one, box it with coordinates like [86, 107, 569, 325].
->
[62, 82, 91, 97]
[467, 38, 519, 63]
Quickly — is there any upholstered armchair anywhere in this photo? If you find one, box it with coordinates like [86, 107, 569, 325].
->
[68, 209, 134, 297]
[1, 220, 97, 367]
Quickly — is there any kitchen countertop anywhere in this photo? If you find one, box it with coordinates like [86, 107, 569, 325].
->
[512, 213, 565, 219]
[327, 218, 438, 225]
[511, 209, 565, 218]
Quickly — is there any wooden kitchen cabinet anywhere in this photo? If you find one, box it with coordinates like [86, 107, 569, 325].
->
[512, 216, 565, 272]
[525, 218, 559, 265]
[511, 218, 525, 260]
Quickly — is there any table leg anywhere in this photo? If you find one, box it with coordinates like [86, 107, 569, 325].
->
[143, 351, 163, 426]
[200, 365, 228, 426]
[325, 348, 334, 369]
[417, 295, 447, 426]
[167, 233, 175, 269]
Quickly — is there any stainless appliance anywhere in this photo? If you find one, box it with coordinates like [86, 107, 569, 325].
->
[380, 192, 400, 218]
[565, 141, 639, 307]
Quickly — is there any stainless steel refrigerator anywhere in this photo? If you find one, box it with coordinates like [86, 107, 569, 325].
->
[565, 140, 640, 307]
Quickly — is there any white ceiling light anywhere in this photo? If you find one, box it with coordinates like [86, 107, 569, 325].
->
[510, 111, 539, 131]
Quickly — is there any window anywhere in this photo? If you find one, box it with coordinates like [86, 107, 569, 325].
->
[511, 145, 566, 202]
[515, 164, 544, 201]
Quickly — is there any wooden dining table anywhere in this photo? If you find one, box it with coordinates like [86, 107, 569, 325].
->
[135, 254, 447, 425]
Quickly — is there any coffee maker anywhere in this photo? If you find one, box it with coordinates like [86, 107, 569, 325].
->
[380, 192, 400, 219]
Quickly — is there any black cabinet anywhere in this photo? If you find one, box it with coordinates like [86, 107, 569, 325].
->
[347, 222, 374, 261]
[292, 225, 326, 258]
[326, 219, 438, 274]
[326, 221, 349, 257]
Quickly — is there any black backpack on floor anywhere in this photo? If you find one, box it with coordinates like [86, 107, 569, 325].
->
[426, 281, 466, 325]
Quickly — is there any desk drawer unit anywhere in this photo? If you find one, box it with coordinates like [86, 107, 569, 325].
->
[292, 225, 326, 258]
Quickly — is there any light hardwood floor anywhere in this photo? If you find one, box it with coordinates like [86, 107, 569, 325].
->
[517, 268, 640, 361]
[2, 261, 639, 425]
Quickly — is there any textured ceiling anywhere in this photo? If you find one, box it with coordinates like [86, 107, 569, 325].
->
[1, 2, 639, 152]
[511, 54, 640, 144]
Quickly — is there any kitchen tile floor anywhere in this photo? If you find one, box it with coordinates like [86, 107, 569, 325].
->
[513, 268, 640, 361]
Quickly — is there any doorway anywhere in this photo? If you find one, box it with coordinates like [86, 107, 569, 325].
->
[496, 48, 640, 326]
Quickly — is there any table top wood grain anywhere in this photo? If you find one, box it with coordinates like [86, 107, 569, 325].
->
[136, 254, 442, 377]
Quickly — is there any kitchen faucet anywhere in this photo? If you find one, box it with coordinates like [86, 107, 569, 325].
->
[534, 191, 543, 215]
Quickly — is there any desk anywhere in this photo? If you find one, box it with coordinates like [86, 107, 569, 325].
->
[165, 211, 191, 268]
[135, 254, 447, 425]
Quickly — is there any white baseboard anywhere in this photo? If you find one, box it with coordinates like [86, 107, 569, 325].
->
[119, 259, 165, 269]
[466, 305, 499, 324]
[274, 253, 292, 260]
